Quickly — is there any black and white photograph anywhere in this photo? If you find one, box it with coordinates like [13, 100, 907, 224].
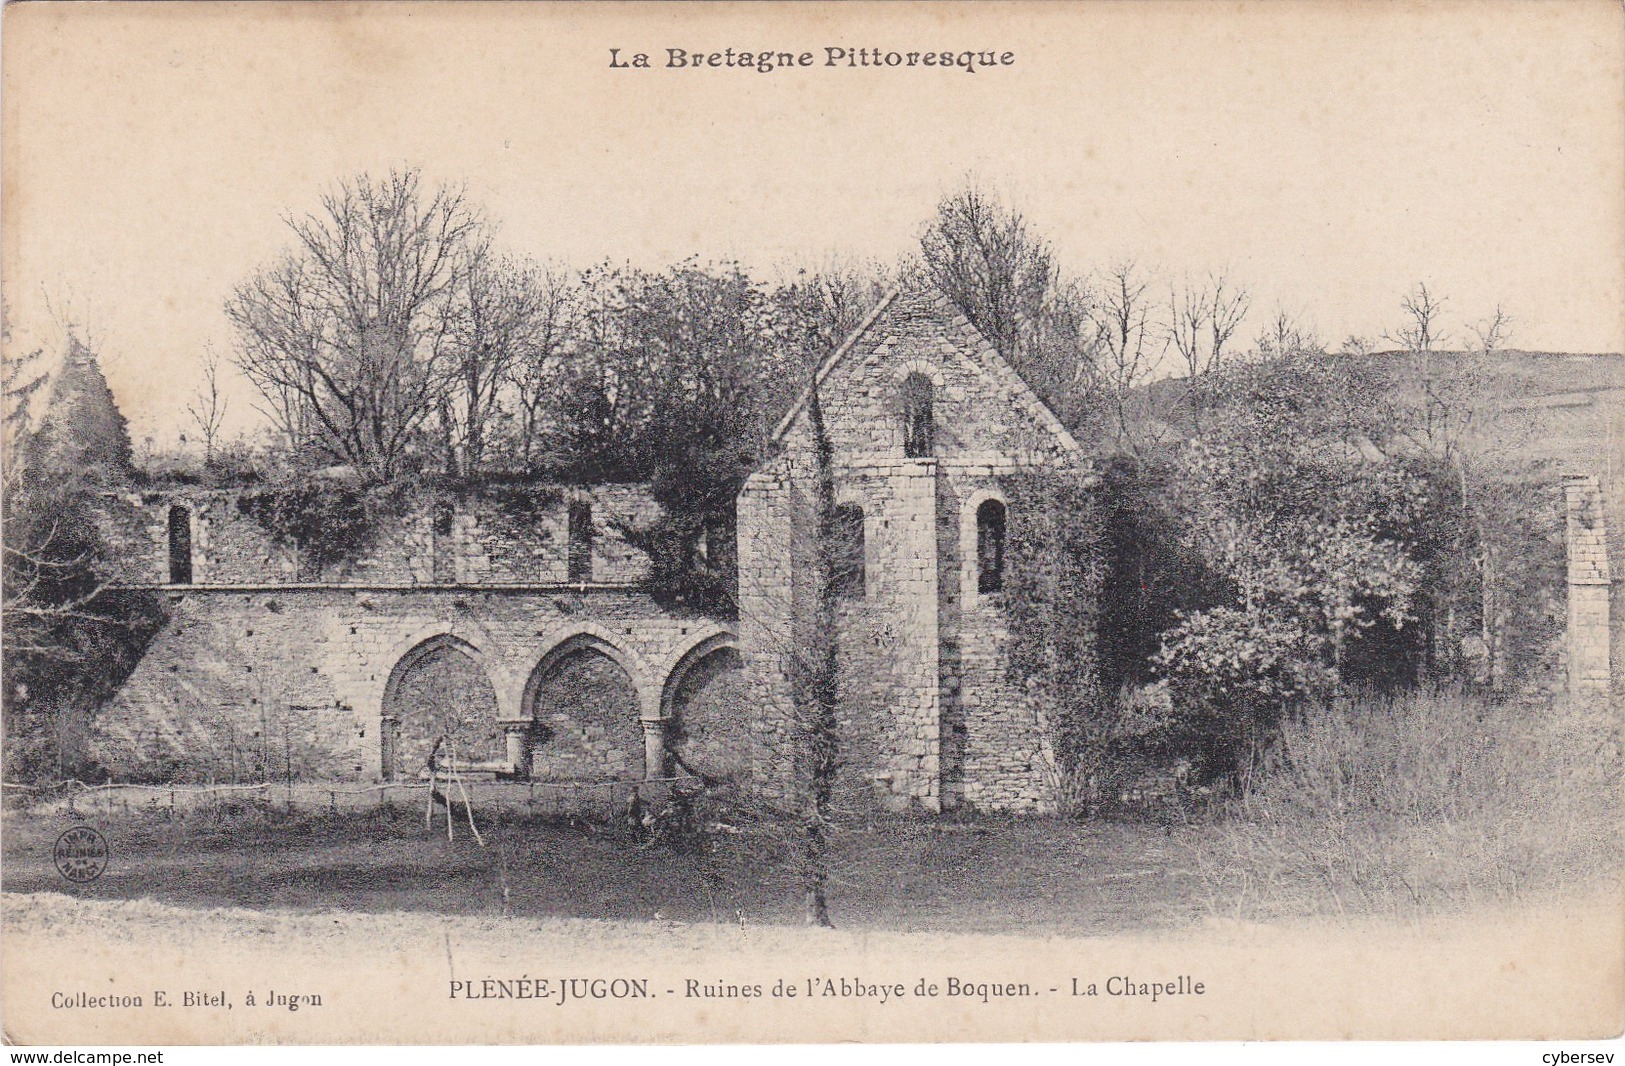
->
[1, 0, 1621, 1049]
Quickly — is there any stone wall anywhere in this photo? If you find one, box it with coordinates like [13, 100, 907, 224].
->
[737, 288, 1092, 813]
[90, 587, 734, 784]
[91, 288, 1100, 811]
[1564, 474, 1613, 696]
[95, 483, 658, 589]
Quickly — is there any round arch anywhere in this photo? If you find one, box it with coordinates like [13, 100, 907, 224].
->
[960, 486, 1009, 606]
[890, 358, 945, 387]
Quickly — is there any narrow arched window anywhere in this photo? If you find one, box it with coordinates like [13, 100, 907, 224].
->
[567, 499, 594, 583]
[831, 504, 866, 599]
[900, 372, 935, 458]
[976, 499, 1006, 594]
[167, 505, 193, 585]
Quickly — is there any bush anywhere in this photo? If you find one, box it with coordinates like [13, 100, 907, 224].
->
[1191, 688, 1621, 920]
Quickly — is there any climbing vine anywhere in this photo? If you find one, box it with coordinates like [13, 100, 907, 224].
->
[1002, 468, 1115, 816]
[237, 478, 411, 577]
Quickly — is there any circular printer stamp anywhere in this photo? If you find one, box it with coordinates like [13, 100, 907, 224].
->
[52, 826, 110, 884]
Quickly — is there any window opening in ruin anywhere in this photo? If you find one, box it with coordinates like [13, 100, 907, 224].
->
[832, 503, 866, 598]
[900, 372, 935, 458]
[977, 498, 1006, 594]
[167, 505, 193, 584]
[567, 499, 594, 583]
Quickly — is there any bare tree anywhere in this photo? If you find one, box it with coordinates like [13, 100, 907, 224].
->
[226, 168, 486, 482]
[1169, 271, 1250, 382]
[1254, 306, 1322, 362]
[1391, 281, 1449, 354]
[185, 344, 230, 464]
[1386, 283, 1532, 684]
[1168, 271, 1250, 431]
[920, 186, 1053, 359]
[437, 251, 565, 476]
[1092, 261, 1166, 453]
[509, 263, 578, 467]
[919, 187, 1097, 428]
[1468, 303, 1512, 358]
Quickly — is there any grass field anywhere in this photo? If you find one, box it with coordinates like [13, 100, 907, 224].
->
[0, 805, 1210, 936]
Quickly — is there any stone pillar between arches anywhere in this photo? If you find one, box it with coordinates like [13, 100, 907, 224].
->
[500, 720, 533, 778]
[641, 718, 669, 780]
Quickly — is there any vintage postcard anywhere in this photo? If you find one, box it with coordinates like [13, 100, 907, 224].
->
[2, 0, 1622, 1049]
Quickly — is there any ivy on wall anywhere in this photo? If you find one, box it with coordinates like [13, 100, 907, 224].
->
[236, 479, 411, 577]
[1002, 467, 1112, 816]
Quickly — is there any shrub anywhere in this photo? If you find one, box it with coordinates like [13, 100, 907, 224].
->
[1192, 687, 1621, 920]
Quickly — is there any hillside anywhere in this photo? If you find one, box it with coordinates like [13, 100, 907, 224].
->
[1132, 349, 1623, 485]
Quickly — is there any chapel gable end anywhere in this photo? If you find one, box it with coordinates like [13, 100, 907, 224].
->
[774, 287, 1083, 471]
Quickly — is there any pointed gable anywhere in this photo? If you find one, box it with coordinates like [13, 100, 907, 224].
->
[772, 287, 1084, 469]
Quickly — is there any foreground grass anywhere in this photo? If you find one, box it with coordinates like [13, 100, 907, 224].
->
[6, 691, 1615, 932]
[1192, 689, 1622, 922]
[0, 805, 1207, 935]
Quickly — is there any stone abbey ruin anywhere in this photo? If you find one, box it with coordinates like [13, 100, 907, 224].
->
[86, 287, 1615, 813]
[90, 290, 1092, 811]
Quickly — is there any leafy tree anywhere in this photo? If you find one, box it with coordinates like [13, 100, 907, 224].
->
[580, 261, 862, 614]
[1151, 354, 1425, 779]
[3, 332, 163, 780]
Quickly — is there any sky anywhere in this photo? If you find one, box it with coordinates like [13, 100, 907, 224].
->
[4, 0, 1622, 448]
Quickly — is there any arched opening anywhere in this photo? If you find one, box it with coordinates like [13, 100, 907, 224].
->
[167, 505, 193, 584]
[567, 499, 594, 582]
[664, 640, 750, 782]
[900, 372, 935, 458]
[381, 637, 502, 781]
[526, 639, 642, 782]
[832, 503, 866, 599]
[977, 498, 1007, 593]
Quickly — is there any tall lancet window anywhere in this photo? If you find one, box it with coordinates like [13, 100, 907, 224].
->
[167, 505, 193, 585]
[976, 498, 1006, 594]
[832, 504, 866, 599]
[567, 499, 594, 583]
[900, 372, 935, 458]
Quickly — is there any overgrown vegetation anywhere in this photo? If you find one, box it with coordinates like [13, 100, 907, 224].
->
[2, 332, 166, 781]
[1191, 688, 1620, 920]
[1003, 468, 1109, 815]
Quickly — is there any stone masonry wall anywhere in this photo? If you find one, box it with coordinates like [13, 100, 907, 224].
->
[936, 468, 1051, 811]
[96, 484, 657, 588]
[738, 288, 1089, 813]
[1564, 474, 1613, 696]
[91, 588, 732, 784]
